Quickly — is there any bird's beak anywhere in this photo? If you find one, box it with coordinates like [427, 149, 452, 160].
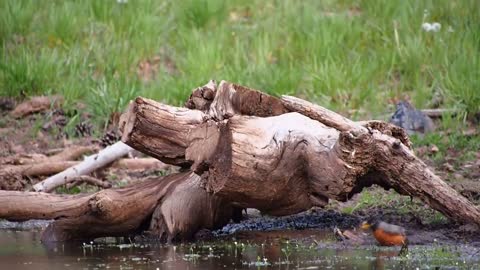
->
[360, 221, 371, 230]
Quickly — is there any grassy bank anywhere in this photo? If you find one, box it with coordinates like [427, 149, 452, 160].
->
[1, 0, 479, 128]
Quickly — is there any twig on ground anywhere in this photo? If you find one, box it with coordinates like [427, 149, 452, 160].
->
[65, 175, 111, 189]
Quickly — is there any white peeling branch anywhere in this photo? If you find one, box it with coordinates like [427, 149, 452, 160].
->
[32, 142, 133, 192]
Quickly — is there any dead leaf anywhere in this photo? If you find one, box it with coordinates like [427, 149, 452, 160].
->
[429, 144, 439, 154]
[442, 163, 454, 172]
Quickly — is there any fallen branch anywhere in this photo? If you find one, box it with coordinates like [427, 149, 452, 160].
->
[0, 158, 171, 183]
[0, 146, 97, 166]
[0, 153, 48, 165]
[10, 95, 63, 118]
[65, 176, 112, 189]
[421, 108, 458, 118]
[281, 95, 359, 132]
[0, 172, 237, 242]
[33, 142, 133, 192]
[48, 145, 99, 162]
[1, 161, 78, 177]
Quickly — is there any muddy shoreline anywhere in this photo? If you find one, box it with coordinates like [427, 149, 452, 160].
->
[207, 208, 480, 247]
[2, 207, 479, 247]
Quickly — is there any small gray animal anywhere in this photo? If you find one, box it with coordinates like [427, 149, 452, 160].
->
[390, 101, 435, 135]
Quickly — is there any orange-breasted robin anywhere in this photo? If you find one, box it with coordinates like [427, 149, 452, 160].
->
[361, 218, 408, 248]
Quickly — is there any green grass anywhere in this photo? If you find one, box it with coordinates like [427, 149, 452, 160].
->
[340, 188, 448, 225]
[1, 0, 479, 129]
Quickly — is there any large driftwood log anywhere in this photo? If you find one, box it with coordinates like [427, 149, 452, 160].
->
[0, 172, 237, 242]
[120, 80, 480, 226]
[1, 80, 478, 243]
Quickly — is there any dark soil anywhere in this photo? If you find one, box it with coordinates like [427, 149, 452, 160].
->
[212, 209, 359, 236]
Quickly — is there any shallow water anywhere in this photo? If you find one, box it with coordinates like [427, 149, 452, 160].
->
[0, 229, 479, 270]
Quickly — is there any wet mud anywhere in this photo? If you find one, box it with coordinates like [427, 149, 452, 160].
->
[207, 208, 480, 248]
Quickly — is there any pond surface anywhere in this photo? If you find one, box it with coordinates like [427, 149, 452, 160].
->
[0, 229, 479, 270]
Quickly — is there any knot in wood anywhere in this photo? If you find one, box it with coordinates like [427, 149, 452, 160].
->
[392, 140, 402, 150]
[89, 192, 114, 215]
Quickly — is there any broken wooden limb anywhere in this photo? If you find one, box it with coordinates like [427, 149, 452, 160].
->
[281, 95, 359, 132]
[281, 96, 412, 148]
[0, 153, 48, 165]
[0, 146, 99, 189]
[421, 108, 458, 118]
[47, 145, 99, 162]
[184, 80, 288, 119]
[0, 157, 171, 187]
[0, 172, 237, 242]
[10, 95, 63, 118]
[0, 146, 97, 166]
[32, 141, 133, 192]
[65, 176, 112, 189]
[120, 81, 480, 226]
[119, 97, 206, 167]
[1, 161, 79, 178]
[206, 80, 288, 120]
[184, 79, 217, 111]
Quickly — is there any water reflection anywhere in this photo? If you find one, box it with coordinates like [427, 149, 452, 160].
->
[0, 229, 478, 270]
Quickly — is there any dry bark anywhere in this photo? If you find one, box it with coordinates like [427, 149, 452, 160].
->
[120, 80, 480, 226]
[0, 172, 236, 242]
[185, 80, 288, 119]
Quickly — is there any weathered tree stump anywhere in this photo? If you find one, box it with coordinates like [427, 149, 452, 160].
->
[1, 80, 479, 243]
[120, 80, 480, 225]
